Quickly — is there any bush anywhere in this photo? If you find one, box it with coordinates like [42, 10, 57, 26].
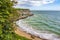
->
[0, 0, 30, 40]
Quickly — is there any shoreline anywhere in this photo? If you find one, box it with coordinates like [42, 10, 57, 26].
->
[13, 10, 43, 40]
[13, 9, 60, 40]
[15, 18, 60, 40]
[14, 23, 43, 40]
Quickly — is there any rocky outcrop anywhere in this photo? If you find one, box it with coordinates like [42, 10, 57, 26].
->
[17, 9, 33, 16]
[16, 9, 33, 20]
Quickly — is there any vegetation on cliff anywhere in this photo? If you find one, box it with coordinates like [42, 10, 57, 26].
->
[0, 0, 30, 40]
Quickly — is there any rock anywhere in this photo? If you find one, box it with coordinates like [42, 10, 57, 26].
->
[28, 13, 34, 16]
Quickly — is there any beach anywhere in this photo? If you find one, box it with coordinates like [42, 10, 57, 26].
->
[14, 23, 43, 40]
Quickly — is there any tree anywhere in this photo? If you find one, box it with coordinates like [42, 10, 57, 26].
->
[0, 0, 30, 40]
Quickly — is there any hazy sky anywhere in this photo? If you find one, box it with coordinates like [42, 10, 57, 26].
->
[15, 0, 60, 10]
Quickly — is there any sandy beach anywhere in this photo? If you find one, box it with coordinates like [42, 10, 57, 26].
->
[13, 23, 43, 40]
[15, 27, 43, 40]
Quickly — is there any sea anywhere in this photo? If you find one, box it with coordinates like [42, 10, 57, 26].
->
[16, 11, 60, 40]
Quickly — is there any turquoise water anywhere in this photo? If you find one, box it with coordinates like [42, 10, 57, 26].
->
[23, 11, 60, 35]
[16, 11, 60, 40]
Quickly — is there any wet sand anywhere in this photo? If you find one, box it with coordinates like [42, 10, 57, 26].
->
[15, 27, 43, 40]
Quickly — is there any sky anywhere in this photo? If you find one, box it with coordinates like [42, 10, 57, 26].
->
[14, 0, 60, 10]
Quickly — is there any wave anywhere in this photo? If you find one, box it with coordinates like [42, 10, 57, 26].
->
[16, 20, 60, 40]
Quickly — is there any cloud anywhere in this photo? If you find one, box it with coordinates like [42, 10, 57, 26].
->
[30, 1, 42, 6]
[16, 0, 55, 7]
[42, 0, 55, 4]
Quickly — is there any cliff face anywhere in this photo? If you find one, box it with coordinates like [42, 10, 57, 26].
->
[16, 9, 33, 20]
[18, 9, 33, 16]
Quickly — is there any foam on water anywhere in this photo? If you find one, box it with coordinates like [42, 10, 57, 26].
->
[16, 20, 60, 40]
